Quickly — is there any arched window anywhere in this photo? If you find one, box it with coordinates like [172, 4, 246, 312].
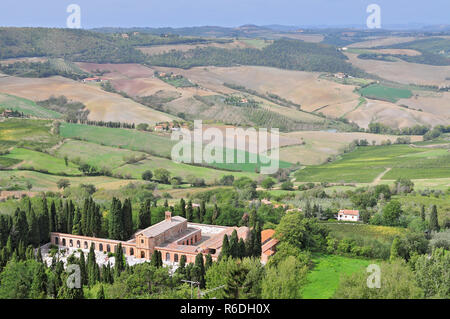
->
[84, 241, 88, 249]
[55, 237, 59, 245]
[174, 254, 179, 263]
[166, 252, 170, 261]
[99, 243, 103, 251]
[69, 239, 73, 247]
[107, 244, 111, 253]
[62, 238, 66, 246]
[141, 251, 145, 258]
[130, 248, 134, 256]
[77, 240, 80, 248]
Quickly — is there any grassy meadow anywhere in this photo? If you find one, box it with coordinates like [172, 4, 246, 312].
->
[301, 254, 374, 299]
[295, 144, 450, 183]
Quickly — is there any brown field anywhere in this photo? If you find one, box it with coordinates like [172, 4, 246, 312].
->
[0, 57, 48, 65]
[280, 131, 423, 165]
[0, 75, 176, 124]
[344, 98, 448, 129]
[345, 53, 450, 86]
[156, 66, 361, 112]
[348, 36, 417, 48]
[365, 48, 422, 56]
[398, 92, 450, 118]
[279, 33, 324, 43]
[138, 39, 272, 56]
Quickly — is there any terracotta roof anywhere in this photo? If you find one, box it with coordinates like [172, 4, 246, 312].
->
[136, 216, 186, 237]
[338, 209, 359, 216]
[261, 229, 275, 244]
[262, 238, 279, 253]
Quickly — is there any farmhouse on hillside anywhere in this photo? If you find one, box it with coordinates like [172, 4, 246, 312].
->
[337, 209, 360, 222]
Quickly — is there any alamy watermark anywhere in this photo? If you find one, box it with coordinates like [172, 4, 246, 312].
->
[366, 4, 381, 29]
[66, 4, 81, 29]
[366, 264, 381, 289]
[170, 120, 280, 175]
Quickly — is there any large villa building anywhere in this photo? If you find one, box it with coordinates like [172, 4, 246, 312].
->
[50, 211, 256, 264]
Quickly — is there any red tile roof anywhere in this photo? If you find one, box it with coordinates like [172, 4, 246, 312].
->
[338, 209, 359, 216]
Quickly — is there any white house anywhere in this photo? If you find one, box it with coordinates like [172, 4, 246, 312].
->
[337, 209, 360, 222]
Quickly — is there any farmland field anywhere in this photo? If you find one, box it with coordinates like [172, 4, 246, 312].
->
[0, 147, 81, 175]
[301, 254, 374, 299]
[359, 84, 413, 103]
[0, 93, 62, 118]
[0, 118, 60, 149]
[295, 144, 450, 183]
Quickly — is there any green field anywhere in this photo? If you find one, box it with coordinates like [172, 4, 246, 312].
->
[295, 144, 450, 183]
[325, 223, 407, 244]
[0, 170, 136, 193]
[359, 84, 413, 103]
[114, 156, 257, 182]
[0, 93, 62, 118]
[0, 118, 61, 149]
[54, 139, 258, 182]
[301, 254, 373, 299]
[54, 139, 146, 170]
[59, 123, 175, 157]
[60, 123, 291, 173]
[0, 147, 81, 175]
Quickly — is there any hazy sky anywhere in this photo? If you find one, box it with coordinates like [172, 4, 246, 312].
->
[0, 0, 448, 28]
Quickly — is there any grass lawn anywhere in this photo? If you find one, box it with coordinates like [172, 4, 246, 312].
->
[301, 254, 373, 299]
[359, 84, 413, 103]
[295, 144, 450, 183]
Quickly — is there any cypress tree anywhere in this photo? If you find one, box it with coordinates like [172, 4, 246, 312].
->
[30, 263, 47, 299]
[194, 253, 206, 288]
[79, 250, 87, 286]
[49, 201, 56, 233]
[72, 208, 82, 235]
[12, 208, 28, 247]
[245, 229, 255, 257]
[186, 200, 193, 222]
[220, 235, 230, 259]
[97, 284, 105, 299]
[115, 243, 125, 275]
[180, 198, 186, 218]
[253, 223, 262, 257]
[205, 254, 213, 270]
[429, 205, 440, 231]
[200, 201, 206, 223]
[87, 244, 100, 286]
[29, 209, 40, 247]
[229, 230, 239, 258]
[36, 247, 43, 263]
[122, 198, 133, 240]
[420, 205, 426, 221]
[238, 238, 246, 259]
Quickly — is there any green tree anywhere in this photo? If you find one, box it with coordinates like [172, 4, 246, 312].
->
[334, 260, 423, 299]
[382, 200, 402, 226]
[141, 170, 153, 181]
[261, 256, 308, 298]
[154, 168, 171, 184]
[429, 205, 440, 231]
[261, 177, 276, 190]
